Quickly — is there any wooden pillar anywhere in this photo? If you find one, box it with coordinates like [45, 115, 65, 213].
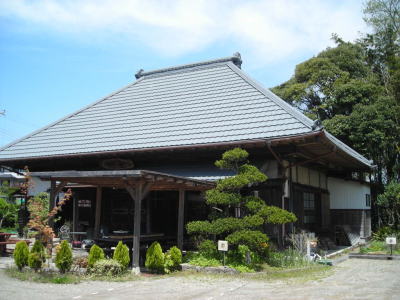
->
[48, 180, 56, 228]
[177, 189, 185, 250]
[146, 197, 151, 234]
[94, 187, 102, 237]
[72, 194, 78, 241]
[132, 183, 142, 273]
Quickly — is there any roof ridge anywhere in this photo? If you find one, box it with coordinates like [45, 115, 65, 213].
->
[135, 53, 242, 79]
[0, 78, 145, 153]
[226, 62, 315, 129]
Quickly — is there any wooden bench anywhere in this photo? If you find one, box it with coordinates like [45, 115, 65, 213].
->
[0, 239, 31, 255]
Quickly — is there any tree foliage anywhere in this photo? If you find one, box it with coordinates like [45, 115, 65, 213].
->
[272, 0, 400, 229]
[145, 241, 164, 273]
[113, 241, 130, 269]
[377, 181, 400, 228]
[0, 183, 18, 229]
[88, 244, 105, 268]
[13, 241, 29, 271]
[186, 148, 297, 253]
[55, 240, 73, 273]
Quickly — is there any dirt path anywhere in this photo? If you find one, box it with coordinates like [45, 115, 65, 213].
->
[0, 259, 399, 300]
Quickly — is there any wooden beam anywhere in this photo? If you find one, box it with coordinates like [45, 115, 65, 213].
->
[94, 186, 102, 238]
[177, 189, 185, 250]
[267, 142, 284, 167]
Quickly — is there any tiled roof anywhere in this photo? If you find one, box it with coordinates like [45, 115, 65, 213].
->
[0, 54, 372, 168]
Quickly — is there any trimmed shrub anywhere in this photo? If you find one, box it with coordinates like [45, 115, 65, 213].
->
[28, 252, 42, 272]
[55, 240, 73, 273]
[164, 246, 182, 273]
[198, 240, 218, 258]
[168, 246, 182, 267]
[91, 259, 123, 276]
[145, 241, 164, 273]
[226, 229, 268, 252]
[113, 241, 130, 269]
[30, 239, 46, 262]
[88, 244, 105, 268]
[13, 241, 29, 271]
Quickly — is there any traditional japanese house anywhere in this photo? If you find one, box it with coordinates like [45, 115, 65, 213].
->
[0, 54, 373, 270]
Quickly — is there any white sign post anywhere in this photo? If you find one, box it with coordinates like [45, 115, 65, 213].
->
[218, 240, 228, 265]
[386, 237, 397, 256]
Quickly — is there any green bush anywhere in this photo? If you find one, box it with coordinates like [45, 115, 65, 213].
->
[226, 229, 268, 252]
[55, 240, 73, 273]
[164, 246, 182, 273]
[30, 240, 46, 262]
[198, 239, 218, 258]
[13, 241, 29, 271]
[113, 241, 130, 269]
[145, 241, 164, 273]
[28, 252, 42, 272]
[91, 259, 123, 276]
[372, 226, 400, 241]
[267, 248, 310, 268]
[88, 244, 105, 268]
[169, 246, 182, 267]
[188, 254, 221, 267]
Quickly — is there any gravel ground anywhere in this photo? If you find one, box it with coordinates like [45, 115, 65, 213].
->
[0, 259, 399, 300]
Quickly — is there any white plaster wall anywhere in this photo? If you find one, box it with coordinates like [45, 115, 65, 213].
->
[328, 177, 371, 209]
[28, 177, 50, 196]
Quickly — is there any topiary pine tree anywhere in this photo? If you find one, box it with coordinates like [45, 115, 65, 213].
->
[113, 241, 130, 269]
[30, 239, 46, 263]
[13, 241, 29, 271]
[186, 148, 297, 253]
[55, 240, 73, 273]
[145, 241, 164, 273]
[88, 244, 105, 268]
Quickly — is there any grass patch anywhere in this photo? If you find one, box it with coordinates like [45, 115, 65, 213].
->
[359, 241, 400, 255]
[171, 264, 332, 283]
[84, 271, 144, 282]
[5, 267, 81, 284]
[251, 264, 332, 282]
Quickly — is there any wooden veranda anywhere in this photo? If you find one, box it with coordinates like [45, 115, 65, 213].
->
[31, 170, 214, 273]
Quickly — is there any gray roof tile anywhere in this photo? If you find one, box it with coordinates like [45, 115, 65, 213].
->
[0, 55, 372, 168]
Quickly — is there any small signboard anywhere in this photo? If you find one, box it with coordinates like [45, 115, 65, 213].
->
[78, 199, 91, 208]
[218, 240, 228, 252]
[386, 237, 397, 245]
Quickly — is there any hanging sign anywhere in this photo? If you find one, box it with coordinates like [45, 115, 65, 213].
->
[218, 240, 228, 252]
[78, 199, 91, 208]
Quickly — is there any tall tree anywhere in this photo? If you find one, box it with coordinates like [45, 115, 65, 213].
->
[186, 148, 296, 253]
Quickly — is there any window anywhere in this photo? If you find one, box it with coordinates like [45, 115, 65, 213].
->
[366, 194, 371, 207]
[303, 192, 316, 224]
[303, 192, 315, 209]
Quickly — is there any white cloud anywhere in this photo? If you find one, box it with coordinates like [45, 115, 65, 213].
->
[0, 0, 367, 65]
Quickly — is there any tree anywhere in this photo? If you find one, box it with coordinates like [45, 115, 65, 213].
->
[361, 0, 400, 102]
[0, 183, 18, 229]
[377, 181, 400, 228]
[186, 148, 297, 253]
[272, 40, 382, 122]
[145, 241, 165, 273]
[55, 240, 73, 273]
[13, 241, 29, 271]
[87, 244, 105, 268]
[113, 241, 130, 269]
[27, 189, 73, 252]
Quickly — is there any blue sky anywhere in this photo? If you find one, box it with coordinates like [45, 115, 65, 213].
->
[0, 0, 367, 147]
